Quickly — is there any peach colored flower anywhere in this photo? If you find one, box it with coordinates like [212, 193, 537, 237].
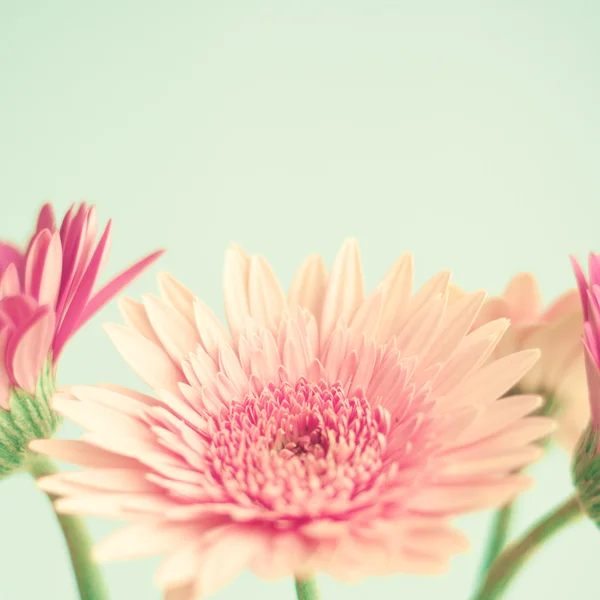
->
[450, 273, 586, 451]
[33, 241, 553, 598]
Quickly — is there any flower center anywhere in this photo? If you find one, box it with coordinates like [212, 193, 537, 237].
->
[208, 378, 392, 519]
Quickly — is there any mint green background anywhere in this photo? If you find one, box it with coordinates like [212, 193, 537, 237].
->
[1, 2, 599, 599]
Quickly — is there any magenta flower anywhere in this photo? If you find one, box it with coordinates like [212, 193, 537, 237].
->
[0, 202, 163, 409]
[572, 253, 600, 435]
[34, 240, 554, 598]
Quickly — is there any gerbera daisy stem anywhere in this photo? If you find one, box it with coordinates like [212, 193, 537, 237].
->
[29, 455, 110, 600]
[471, 494, 583, 600]
[294, 577, 320, 600]
[478, 502, 514, 577]
[478, 394, 558, 579]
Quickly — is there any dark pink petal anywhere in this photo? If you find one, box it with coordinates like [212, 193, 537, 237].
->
[71, 249, 165, 339]
[53, 221, 112, 358]
[0, 295, 38, 327]
[6, 306, 55, 394]
[584, 343, 600, 435]
[0, 328, 12, 408]
[0, 243, 23, 276]
[56, 205, 98, 323]
[0, 263, 21, 298]
[35, 203, 57, 234]
[590, 253, 600, 288]
[24, 230, 63, 307]
[59, 203, 77, 244]
[570, 255, 590, 319]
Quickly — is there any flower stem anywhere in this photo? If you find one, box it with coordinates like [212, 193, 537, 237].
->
[471, 494, 583, 600]
[478, 503, 515, 578]
[29, 455, 110, 600]
[295, 577, 320, 600]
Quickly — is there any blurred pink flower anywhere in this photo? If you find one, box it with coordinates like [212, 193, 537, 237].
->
[450, 273, 586, 451]
[34, 240, 554, 598]
[572, 253, 600, 437]
[0, 202, 163, 408]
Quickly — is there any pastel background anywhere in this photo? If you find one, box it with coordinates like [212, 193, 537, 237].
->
[1, 2, 599, 599]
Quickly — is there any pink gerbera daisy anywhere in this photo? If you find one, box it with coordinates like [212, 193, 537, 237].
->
[33, 240, 554, 598]
[0, 202, 162, 476]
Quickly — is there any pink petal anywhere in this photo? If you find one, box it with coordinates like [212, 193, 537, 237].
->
[53, 220, 112, 357]
[6, 307, 55, 393]
[35, 203, 57, 234]
[0, 329, 12, 409]
[75, 249, 165, 334]
[0, 295, 38, 327]
[0, 263, 21, 298]
[24, 230, 63, 306]
[0, 243, 23, 276]
[571, 255, 590, 319]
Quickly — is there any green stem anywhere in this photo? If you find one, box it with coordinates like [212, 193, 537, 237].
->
[471, 494, 583, 600]
[29, 455, 110, 600]
[478, 503, 515, 578]
[477, 393, 558, 580]
[295, 577, 320, 600]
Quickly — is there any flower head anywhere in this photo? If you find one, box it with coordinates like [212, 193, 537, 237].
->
[570, 253, 600, 525]
[0, 202, 162, 476]
[450, 273, 586, 451]
[34, 240, 554, 598]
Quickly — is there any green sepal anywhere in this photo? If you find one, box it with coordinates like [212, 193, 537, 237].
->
[0, 359, 61, 479]
[572, 423, 600, 525]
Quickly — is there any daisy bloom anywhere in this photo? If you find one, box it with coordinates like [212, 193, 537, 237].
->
[0, 202, 162, 477]
[450, 273, 586, 451]
[33, 240, 554, 598]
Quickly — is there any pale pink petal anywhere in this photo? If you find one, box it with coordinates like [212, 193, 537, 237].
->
[94, 522, 192, 562]
[223, 244, 251, 339]
[287, 254, 327, 320]
[104, 324, 183, 393]
[374, 252, 413, 344]
[119, 297, 161, 344]
[320, 239, 364, 345]
[193, 300, 230, 358]
[143, 295, 200, 365]
[248, 256, 285, 332]
[503, 273, 542, 322]
[29, 439, 140, 468]
[157, 271, 197, 325]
